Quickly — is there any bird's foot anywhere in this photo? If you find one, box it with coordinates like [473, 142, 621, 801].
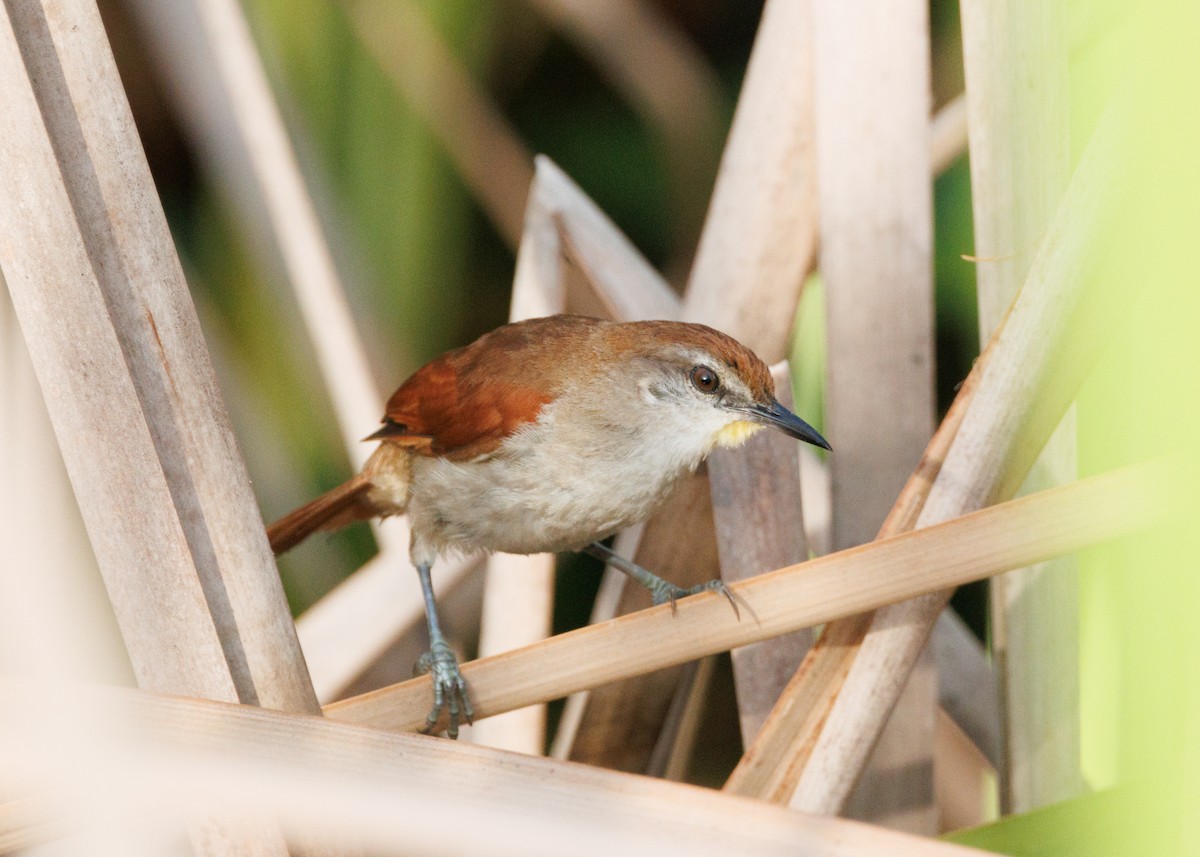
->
[649, 577, 740, 619]
[582, 541, 739, 619]
[413, 638, 473, 739]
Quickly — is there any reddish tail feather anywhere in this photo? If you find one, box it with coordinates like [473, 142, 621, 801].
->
[266, 474, 376, 555]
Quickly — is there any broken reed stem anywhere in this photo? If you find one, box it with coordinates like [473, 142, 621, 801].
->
[325, 463, 1159, 733]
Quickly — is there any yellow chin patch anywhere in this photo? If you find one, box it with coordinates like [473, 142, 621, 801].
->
[710, 419, 764, 451]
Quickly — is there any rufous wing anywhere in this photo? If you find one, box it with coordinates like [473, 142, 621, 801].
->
[368, 317, 597, 460]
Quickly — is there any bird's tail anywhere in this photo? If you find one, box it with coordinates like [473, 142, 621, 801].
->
[267, 474, 376, 554]
[267, 443, 412, 555]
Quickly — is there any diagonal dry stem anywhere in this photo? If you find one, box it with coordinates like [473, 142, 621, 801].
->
[811, 0, 938, 827]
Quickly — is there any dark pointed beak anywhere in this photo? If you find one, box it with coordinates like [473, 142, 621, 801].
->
[748, 398, 831, 451]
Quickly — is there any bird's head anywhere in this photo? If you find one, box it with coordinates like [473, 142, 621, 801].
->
[605, 320, 830, 464]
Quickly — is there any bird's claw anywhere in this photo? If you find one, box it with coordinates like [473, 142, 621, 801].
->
[651, 578, 740, 619]
[414, 639, 473, 738]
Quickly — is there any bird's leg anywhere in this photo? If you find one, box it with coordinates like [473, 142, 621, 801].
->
[412, 561, 473, 738]
[582, 541, 738, 618]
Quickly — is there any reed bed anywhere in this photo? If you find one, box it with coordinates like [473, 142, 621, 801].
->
[0, 0, 1181, 855]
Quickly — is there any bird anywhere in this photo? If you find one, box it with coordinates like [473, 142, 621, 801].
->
[267, 314, 829, 737]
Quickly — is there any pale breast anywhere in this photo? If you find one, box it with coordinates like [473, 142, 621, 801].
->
[405, 405, 699, 564]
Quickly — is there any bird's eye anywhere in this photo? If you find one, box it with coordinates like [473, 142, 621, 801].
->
[690, 365, 720, 394]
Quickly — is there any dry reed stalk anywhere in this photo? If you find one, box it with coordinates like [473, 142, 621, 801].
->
[520, 157, 680, 320]
[816, 0, 937, 555]
[813, 0, 937, 831]
[0, 0, 315, 713]
[651, 655, 719, 781]
[349, 0, 534, 249]
[960, 0, 1079, 811]
[129, 0, 474, 708]
[727, 103, 1124, 816]
[325, 462, 1158, 733]
[926, 0, 1100, 187]
[507, 158, 723, 771]
[506, 159, 684, 765]
[473, 155, 695, 756]
[471, 553, 555, 751]
[124, 0, 384, 471]
[682, 0, 818, 364]
[790, 451, 1001, 767]
[678, 0, 818, 748]
[706, 363, 813, 745]
[474, 148, 722, 756]
[548, 526, 641, 758]
[0, 281, 129, 685]
[127, 0, 481, 707]
[0, 1, 323, 852]
[0, 683, 1002, 857]
[799, 446, 832, 554]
